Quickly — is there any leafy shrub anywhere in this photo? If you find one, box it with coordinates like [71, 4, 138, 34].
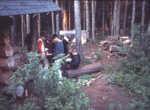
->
[103, 65, 113, 73]
[115, 40, 123, 47]
[6, 52, 90, 110]
[81, 58, 92, 65]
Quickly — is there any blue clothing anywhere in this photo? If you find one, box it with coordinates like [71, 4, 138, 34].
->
[53, 41, 64, 56]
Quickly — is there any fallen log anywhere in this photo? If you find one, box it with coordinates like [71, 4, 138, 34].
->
[67, 62, 103, 78]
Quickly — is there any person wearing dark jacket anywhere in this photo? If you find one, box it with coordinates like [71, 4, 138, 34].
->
[70, 49, 80, 69]
[61, 36, 69, 55]
[52, 34, 64, 57]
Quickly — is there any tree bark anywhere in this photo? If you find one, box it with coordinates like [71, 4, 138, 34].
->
[74, 0, 83, 60]
[123, 0, 128, 34]
[140, 0, 146, 51]
[91, 0, 96, 41]
[116, 0, 121, 38]
[32, 15, 38, 51]
[26, 14, 30, 35]
[102, 0, 105, 37]
[109, 1, 113, 35]
[21, 15, 25, 48]
[37, 14, 41, 39]
[131, 0, 136, 40]
[10, 16, 16, 46]
[111, 0, 120, 38]
[51, 12, 55, 34]
[67, 62, 103, 78]
[86, 0, 90, 40]
[141, 0, 145, 28]
[56, 0, 60, 35]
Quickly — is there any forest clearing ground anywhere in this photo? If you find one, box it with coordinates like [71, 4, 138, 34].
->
[81, 41, 131, 110]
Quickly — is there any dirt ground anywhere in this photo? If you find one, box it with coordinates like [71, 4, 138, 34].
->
[81, 42, 131, 110]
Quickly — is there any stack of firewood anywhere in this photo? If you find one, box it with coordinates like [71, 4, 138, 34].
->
[99, 36, 131, 51]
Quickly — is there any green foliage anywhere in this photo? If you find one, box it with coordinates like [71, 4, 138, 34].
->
[82, 58, 92, 65]
[112, 25, 150, 110]
[95, 50, 102, 60]
[0, 91, 12, 110]
[109, 103, 122, 110]
[6, 52, 90, 110]
[115, 40, 123, 47]
[103, 65, 113, 73]
[96, 32, 108, 43]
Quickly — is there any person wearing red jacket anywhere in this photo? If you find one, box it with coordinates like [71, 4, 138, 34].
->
[38, 32, 47, 60]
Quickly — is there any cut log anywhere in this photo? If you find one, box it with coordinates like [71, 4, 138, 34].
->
[109, 45, 121, 52]
[67, 62, 103, 78]
[119, 36, 129, 41]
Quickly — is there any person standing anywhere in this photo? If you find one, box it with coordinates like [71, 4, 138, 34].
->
[52, 34, 64, 57]
[38, 32, 49, 68]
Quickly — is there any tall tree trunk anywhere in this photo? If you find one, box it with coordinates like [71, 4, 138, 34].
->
[32, 15, 38, 51]
[111, 0, 117, 36]
[141, 0, 146, 50]
[109, 1, 113, 35]
[26, 14, 30, 34]
[83, 0, 86, 30]
[91, 0, 96, 41]
[86, 0, 90, 40]
[21, 15, 24, 48]
[111, 0, 120, 38]
[56, 0, 60, 35]
[51, 12, 55, 34]
[68, 0, 71, 30]
[116, 0, 121, 38]
[37, 14, 40, 39]
[141, 0, 145, 28]
[102, 0, 105, 37]
[123, 0, 128, 34]
[10, 16, 16, 46]
[74, 0, 82, 59]
[131, 0, 136, 40]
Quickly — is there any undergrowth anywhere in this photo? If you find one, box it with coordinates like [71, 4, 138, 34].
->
[2, 52, 90, 110]
[112, 25, 150, 110]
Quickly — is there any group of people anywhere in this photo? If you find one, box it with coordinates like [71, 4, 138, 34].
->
[37, 32, 80, 72]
